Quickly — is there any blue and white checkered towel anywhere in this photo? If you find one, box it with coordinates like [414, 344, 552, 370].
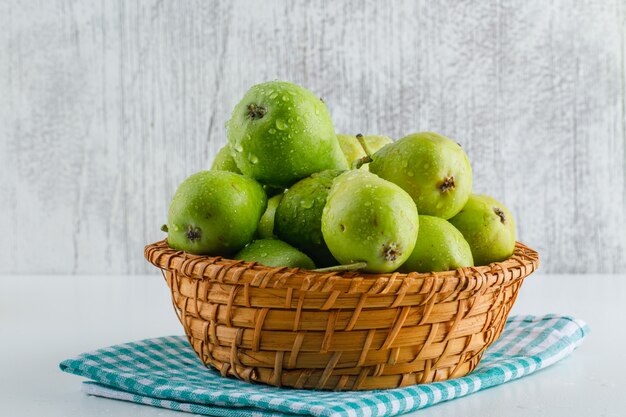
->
[60, 314, 588, 417]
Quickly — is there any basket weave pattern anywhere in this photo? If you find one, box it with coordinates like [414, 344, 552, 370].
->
[145, 240, 539, 391]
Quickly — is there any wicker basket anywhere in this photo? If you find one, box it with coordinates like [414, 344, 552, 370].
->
[145, 239, 538, 391]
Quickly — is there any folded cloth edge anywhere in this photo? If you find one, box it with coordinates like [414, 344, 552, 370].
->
[81, 381, 301, 417]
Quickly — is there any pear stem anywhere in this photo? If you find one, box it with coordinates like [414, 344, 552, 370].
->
[313, 262, 368, 273]
[352, 155, 372, 170]
[356, 133, 372, 156]
[351, 133, 374, 170]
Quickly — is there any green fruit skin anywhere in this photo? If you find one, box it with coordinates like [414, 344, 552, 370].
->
[234, 239, 316, 270]
[227, 81, 348, 188]
[336, 134, 363, 166]
[211, 144, 284, 197]
[369, 132, 472, 219]
[336, 134, 393, 169]
[257, 193, 283, 239]
[275, 170, 343, 267]
[322, 170, 419, 273]
[362, 135, 394, 157]
[449, 194, 516, 266]
[210, 144, 242, 174]
[167, 171, 267, 255]
[399, 215, 474, 273]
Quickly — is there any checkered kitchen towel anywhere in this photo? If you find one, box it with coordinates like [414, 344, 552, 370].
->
[60, 314, 588, 417]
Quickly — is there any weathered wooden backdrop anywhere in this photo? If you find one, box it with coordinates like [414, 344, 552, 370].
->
[1, 0, 624, 274]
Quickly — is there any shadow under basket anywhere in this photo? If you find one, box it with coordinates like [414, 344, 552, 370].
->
[145, 240, 539, 391]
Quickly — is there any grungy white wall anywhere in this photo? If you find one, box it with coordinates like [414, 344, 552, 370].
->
[1, 0, 624, 274]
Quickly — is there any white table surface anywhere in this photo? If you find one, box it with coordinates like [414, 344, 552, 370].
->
[1, 273, 623, 417]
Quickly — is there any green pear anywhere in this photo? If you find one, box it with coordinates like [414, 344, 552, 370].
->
[166, 171, 266, 255]
[210, 144, 241, 174]
[256, 193, 283, 239]
[336, 134, 393, 168]
[234, 239, 316, 269]
[211, 144, 284, 197]
[399, 215, 473, 273]
[369, 132, 472, 219]
[321, 170, 419, 273]
[227, 81, 348, 188]
[449, 194, 516, 266]
[364, 135, 394, 153]
[275, 170, 342, 267]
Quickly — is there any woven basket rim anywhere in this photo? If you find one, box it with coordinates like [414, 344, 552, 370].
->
[145, 240, 539, 293]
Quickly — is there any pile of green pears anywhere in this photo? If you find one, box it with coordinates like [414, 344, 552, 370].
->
[164, 81, 517, 274]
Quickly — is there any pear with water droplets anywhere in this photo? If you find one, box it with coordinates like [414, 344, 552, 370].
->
[166, 171, 267, 255]
[227, 81, 347, 188]
[210, 144, 241, 174]
[211, 144, 283, 196]
[321, 170, 419, 273]
[275, 170, 343, 267]
[234, 239, 316, 269]
[369, 132, 472, 219]
[449, 194, 516, 265]
[400, 215, 473, 273]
